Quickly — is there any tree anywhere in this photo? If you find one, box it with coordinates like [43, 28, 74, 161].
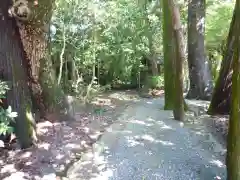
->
[16, 0, 75, 119]
[208, 6, 237, 115]
[226, 1, 240, 179]
[17, 0, 55, 114]
[0, 0, 75, 149]
[186, 0, 213, 100]
[0, 0, 37, 149]
[205, 1, 234, 83]
[168, 0, 185, 121]
[162, 0, 176, 110]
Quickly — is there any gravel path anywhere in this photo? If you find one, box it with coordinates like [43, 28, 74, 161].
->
[67, 97, 227, 180]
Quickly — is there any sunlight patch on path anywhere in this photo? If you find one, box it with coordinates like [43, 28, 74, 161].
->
[67, 97, 226, 180]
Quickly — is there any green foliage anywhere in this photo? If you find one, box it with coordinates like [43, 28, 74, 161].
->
[147, 75, 164, 89]
[205, 0, 234, 81]
[49, 0, 234, 99]
[0, 81, 17, 135]
[0, 80, 9, 98]
[51, 0, 162, 97]
[206, 2, 233, 50]
[0, 106, 17, 135]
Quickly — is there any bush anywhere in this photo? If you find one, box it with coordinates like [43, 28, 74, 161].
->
[147, 75, 164, 89]
[0, 80, 17, 136]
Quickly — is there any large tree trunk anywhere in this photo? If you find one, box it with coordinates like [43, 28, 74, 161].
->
[19, 25, 48, 118]
[17, 0, 54, 118]
[162, 0, 176, 110]
[168, 0, 185, 121]
[208, 6, 236, 115]
[186, 0, 213, 100]
[0, 0, 37, 149]
[226, 1, 240, 179]
[14, 0, 75, 120]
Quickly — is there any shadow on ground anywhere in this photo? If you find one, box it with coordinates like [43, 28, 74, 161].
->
[0, 90, 140, 180]
[67, 98, 226, 180]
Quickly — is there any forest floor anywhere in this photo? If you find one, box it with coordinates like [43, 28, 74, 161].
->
[0, 90, 229, 180]
[0, 90, 141, 180]
[65, 97, 227, 180]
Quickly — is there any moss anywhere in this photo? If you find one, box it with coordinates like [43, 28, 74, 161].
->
[9, 58, 36, 149]
[226, 2, 240, 178]
[162, 0, 176, 110]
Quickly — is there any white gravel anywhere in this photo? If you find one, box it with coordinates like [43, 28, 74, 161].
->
[67, 97, 227, 180]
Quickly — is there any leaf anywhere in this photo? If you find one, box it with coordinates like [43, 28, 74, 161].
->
[8, 112, 18, 119]
[6, 106, 12, 114]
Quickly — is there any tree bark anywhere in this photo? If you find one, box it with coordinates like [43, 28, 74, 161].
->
[208, 6, 236, 115]
[169, 0, 185, 121]
[0, 0, 37, 149]
[226, 1, 240, 179]
[16, 0, 54, 118]
[162, 0, 176, 110]
[186, 0, 213, 100]
[13, 0, 75, 120]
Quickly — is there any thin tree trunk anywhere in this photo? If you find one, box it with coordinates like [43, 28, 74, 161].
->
[162, 0, 176, 110]
[208, 6, 236, 115]
[226, 1, 240, 179]
[141, 0, 159, 76]
[58, 25, 66, 85]
[0, 0, 37, 149]
[147, 22, 158, 76]
[169, 0, 185, 121]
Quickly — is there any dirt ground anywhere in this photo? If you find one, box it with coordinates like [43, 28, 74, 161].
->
[66, 97, 226, 180]
[0, 90, 141, 180]
[205, 115, 228, 146]
[0, 90, 228, 180]
[185, 100, 228, 148]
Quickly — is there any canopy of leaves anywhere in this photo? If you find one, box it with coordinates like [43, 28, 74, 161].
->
[50, 0, 234, 92]
[206, 0, 234, 52]
[51, 0, 162, 91]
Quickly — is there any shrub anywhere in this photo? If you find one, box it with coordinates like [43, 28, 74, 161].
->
[148, 75, 164, 89]
[0, 80, 17, 136]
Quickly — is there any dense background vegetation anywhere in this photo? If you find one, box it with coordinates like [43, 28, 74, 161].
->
[0, 0, 234, 144]
[50, 0, 233, 94]
[2, 0, 240, 178]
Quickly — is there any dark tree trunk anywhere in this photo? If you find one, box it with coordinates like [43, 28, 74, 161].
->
[186, 0, 213, 100]
[0, 1, 37, 149]
[226, 1, 240, 179]
[208, 6, 236, 115]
